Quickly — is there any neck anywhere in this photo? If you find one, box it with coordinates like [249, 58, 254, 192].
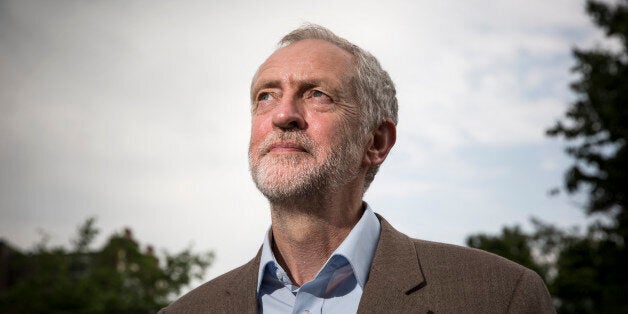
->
[268, 182, 364, 286]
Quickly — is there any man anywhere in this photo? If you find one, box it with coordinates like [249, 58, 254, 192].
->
[162, 25, 555, 313]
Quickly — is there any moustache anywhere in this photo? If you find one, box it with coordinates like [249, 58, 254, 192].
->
[259, 131, 316, 156]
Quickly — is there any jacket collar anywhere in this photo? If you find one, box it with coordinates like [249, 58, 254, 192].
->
[256, 205, 381, 292]
[357, 214, 429, 312]
[225, 214, 429, 313]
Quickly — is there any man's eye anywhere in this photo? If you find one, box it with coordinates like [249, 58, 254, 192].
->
[307, 90, 333, 105]
[312, 90, 326, 97]
[258, 92, 273, 101]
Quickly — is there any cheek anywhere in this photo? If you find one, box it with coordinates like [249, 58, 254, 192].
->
[250, 114, 272, 135]
[306, 116, 343, 148]
[249, 118, 268, 151]
[250, 115, 285, 159]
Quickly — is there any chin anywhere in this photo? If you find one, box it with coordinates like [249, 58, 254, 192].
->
[249, 146, 361, 200]
[252, 162, 326, 200]
[254, 169, 313, 197]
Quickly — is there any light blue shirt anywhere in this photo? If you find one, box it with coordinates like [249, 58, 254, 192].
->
[257, 204, 381, 314]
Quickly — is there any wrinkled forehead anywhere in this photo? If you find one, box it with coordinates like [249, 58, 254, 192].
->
[250, 39, 356, 99]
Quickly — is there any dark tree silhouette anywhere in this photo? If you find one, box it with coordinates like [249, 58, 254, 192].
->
[547, 0, 628, 234]
[0, 218, 213, 313]
[546, 2, 628, 310]
[469, 1, 628, 313]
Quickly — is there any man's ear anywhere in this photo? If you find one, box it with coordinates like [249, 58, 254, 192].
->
[363, 118, 396, 167]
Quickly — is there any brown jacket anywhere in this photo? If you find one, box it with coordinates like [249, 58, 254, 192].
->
[161, 216, 555, 313]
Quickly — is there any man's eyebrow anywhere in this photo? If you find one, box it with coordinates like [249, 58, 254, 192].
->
[250, 77, 348, 101]
[250, 79, 281, 101]
[253, 80, 281, 91]
[252, 79, 279, 91]
[299, 79, 326, 90]
[301, 78, 349, 100]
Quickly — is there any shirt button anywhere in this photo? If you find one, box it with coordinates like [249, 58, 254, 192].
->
[303, 310, 311, 314]
[275, 269, 282, 280]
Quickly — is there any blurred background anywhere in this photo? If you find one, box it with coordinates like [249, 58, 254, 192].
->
[1, 0, 626, 312]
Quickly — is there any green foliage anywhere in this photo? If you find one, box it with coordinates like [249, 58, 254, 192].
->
[546, 0, 628, 225]
[72, 217, 99, 253]
[546, 0, 628, 310]
[469, 2, 628, 312]
[0, 218, 213, 313]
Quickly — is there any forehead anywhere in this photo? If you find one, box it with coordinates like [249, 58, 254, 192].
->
[252, 39, 355, 91]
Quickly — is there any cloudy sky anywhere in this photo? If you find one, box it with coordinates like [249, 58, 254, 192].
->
[0, 0, 602, 288]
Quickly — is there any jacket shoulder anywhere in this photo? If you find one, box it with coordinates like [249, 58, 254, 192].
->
[413, 238, 529, 274]
[411, 238, 554, 313]
[160, 256, 259, 313]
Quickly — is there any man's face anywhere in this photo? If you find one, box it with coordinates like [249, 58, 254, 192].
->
[248, 39, 365, 200]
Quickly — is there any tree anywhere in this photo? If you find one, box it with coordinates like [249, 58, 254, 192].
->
[0, 218, 213, 313]
[546, 1, 628, 311]
[469, 2, 628, 312]
[547, 0, 628, 235]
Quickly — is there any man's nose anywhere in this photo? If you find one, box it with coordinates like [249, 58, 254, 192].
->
[272, 97, 306, 130]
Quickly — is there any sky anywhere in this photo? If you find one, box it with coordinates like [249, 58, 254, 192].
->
[0, 0, 604, 289]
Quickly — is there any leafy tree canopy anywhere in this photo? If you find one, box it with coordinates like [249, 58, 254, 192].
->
[469, 1, 628, 312]
[547, 0, 628, 231]
[0, 218, 213, 313]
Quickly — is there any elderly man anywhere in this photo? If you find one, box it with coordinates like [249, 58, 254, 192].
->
[162, 25, 555, 313]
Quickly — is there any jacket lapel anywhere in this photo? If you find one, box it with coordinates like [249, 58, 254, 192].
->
[358, 215, 431, 313]
[239, 216, 430, 313]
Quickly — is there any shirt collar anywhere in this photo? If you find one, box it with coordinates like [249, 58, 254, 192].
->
[256, 203, 381, 292]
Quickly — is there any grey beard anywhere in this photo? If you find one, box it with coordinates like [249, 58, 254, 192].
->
[249, 132, 364, 204]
